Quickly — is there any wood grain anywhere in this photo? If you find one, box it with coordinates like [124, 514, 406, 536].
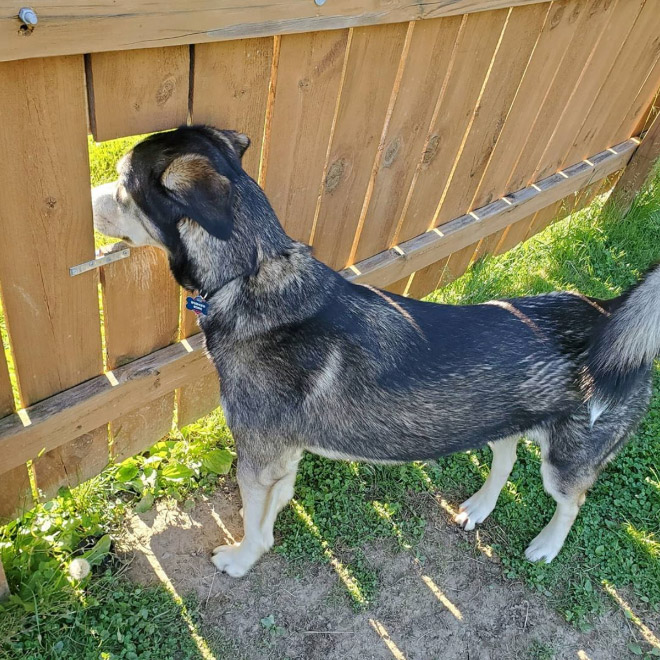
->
[564, 0, 660, 164]
[0, 340, 13, 419]
[608, 113, 660, 215]
[406, 257, 450, 299]
[0, 464, 32, 521]
[0, 56, 108, 499]
[192, 38, 274, 179]
[0, 334, 214, 473]
[472, 0, 586, 209]
[506, 0, 615, 192]
[533, 0, 645, 180]
[344, 139, 636, 287]
[0, 0, 559, 63]
[101, 245, 179, 460]
[0, 56, 102, 405]
[264, 29, 349, 243]
[353, 16, 464, 261]
[311, 22, 408, 269]
[88, 46, 189, 142]
[435, 3, 548, 226]
[395, 9, 509, 243]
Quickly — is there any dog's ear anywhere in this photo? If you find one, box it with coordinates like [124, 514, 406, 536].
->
[161, 154, 234, 240]
[223, 130, 251, 159]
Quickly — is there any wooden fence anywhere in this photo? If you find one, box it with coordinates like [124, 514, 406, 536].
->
[0, 0, 659, 532]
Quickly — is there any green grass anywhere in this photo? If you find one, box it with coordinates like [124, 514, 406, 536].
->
[1, 137, 659, 657]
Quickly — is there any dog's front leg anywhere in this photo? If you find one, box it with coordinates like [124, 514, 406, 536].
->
[212, 462, 272, 578]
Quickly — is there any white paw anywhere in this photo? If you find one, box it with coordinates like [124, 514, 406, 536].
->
[211, 543, 257, 578]
[455, 490, 497, 531]
[524, 528, 563, 563]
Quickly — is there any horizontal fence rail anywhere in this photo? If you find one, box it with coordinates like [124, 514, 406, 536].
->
[0, 0, 659, 524]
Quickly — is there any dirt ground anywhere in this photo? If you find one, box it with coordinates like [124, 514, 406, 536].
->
[118, 485, 642, 660]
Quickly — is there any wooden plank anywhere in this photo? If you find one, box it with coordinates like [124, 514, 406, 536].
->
[0, 464, 32, 521]
[34, 427, 109, 501]
[0, 333, 214, 473]
[176, 283, 221, 429]
[192, 37, 274, 180]
[344, 139, 636, 287]
[0, 1, 564, 63]
[435, 3, 549, 226]
[312, 22, 409, 269]
[395, 9, 509, 244]
[506, 0, 615, 193]
[88, 46, 189, 142]
[613, 57, 660, 148]
[0, 339, 13, 419]
[608, 114, 660, 215]
[101, 245, 179, 460]
[0, 557, 9, 600]
[101, 247, 180, 370]
[0, 56, 108, 500]
[352, 15, 464, 261]
[493, 217, 535, 256]
[472, 0, 587, 209]
[532, 0, 645, 180]
[383, 277, 410, 296]
[564, 1, 660, 165]
[406, 257, 450, 299]
[264, 29, 349, 242]
[0, 56, 102, 405]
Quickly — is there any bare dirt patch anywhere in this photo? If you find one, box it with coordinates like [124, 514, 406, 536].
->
[118, 485, 642, 659]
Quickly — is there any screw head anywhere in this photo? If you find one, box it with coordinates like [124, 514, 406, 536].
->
[314, 0, 326, 6]
[18, 7, 38, 26]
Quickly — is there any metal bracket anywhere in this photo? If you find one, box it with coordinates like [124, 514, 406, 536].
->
[69, 248, 130, 276]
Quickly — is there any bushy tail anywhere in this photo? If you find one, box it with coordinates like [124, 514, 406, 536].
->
[588, 264, 660, 416]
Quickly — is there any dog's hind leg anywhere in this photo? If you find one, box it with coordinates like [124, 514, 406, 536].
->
[212, 444, 301, 577]
[455, 435, 519, 531]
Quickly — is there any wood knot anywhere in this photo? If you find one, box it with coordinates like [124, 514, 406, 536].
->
[156, 77, 176, 106]
[422, 135, 440, 166]
[325, 159, 346, 193]
[383, 137, 401, 168]
[298, 78, 311, 90]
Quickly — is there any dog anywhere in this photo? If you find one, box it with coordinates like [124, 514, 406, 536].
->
[92, 125, 659, 578]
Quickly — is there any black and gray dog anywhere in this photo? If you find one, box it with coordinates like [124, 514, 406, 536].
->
[93, 126, 659, 577]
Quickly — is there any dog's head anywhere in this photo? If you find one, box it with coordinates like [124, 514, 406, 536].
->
[92, 126, 251, 250]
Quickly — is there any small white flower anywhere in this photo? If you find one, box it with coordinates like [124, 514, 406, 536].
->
[68, 557, 91, 580]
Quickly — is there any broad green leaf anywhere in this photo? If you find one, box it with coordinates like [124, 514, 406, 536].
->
[201, 449, 234, 475]
[115, 460, 139, 483]
[161, 463, 195, 481]
[135, 493, 155, 514]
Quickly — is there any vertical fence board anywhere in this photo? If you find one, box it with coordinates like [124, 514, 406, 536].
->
[0, 56, 107, 501]
[0, 343, 12, 419]
[193, 38, 274, 180]
[0, 56, 102, 405]
[353, 16, 464, 261]
[534, 0, 645, 180]
[311, 22, 409, 269]
[395, 9, 509, 244]
[89, 46, 190, 142]
[101, 246, 179, 460]
[0, 342, 31, 519]
[265, 30, 349, 243]
[436, 3, 548, 226]
[406, 257, 450, 299]
[471, 0, 585, 209]
[177, 299, 220, 430]
[565, 1, 660, 164]
[507, 0, 615, 192]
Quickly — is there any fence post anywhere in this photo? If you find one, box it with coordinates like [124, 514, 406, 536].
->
[0, 557, 9, 600]
[607, 112, 660, 215]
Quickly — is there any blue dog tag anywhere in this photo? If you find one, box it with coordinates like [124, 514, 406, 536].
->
[186, 295, 209, 316]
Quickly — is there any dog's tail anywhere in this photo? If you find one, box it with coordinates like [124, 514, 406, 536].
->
[588, 264, 660, 421]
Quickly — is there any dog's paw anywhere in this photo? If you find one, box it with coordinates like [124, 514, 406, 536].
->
[524, 529, 562, 564]
[454, 491, 496, 532]
[211, 543, 256, 578]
